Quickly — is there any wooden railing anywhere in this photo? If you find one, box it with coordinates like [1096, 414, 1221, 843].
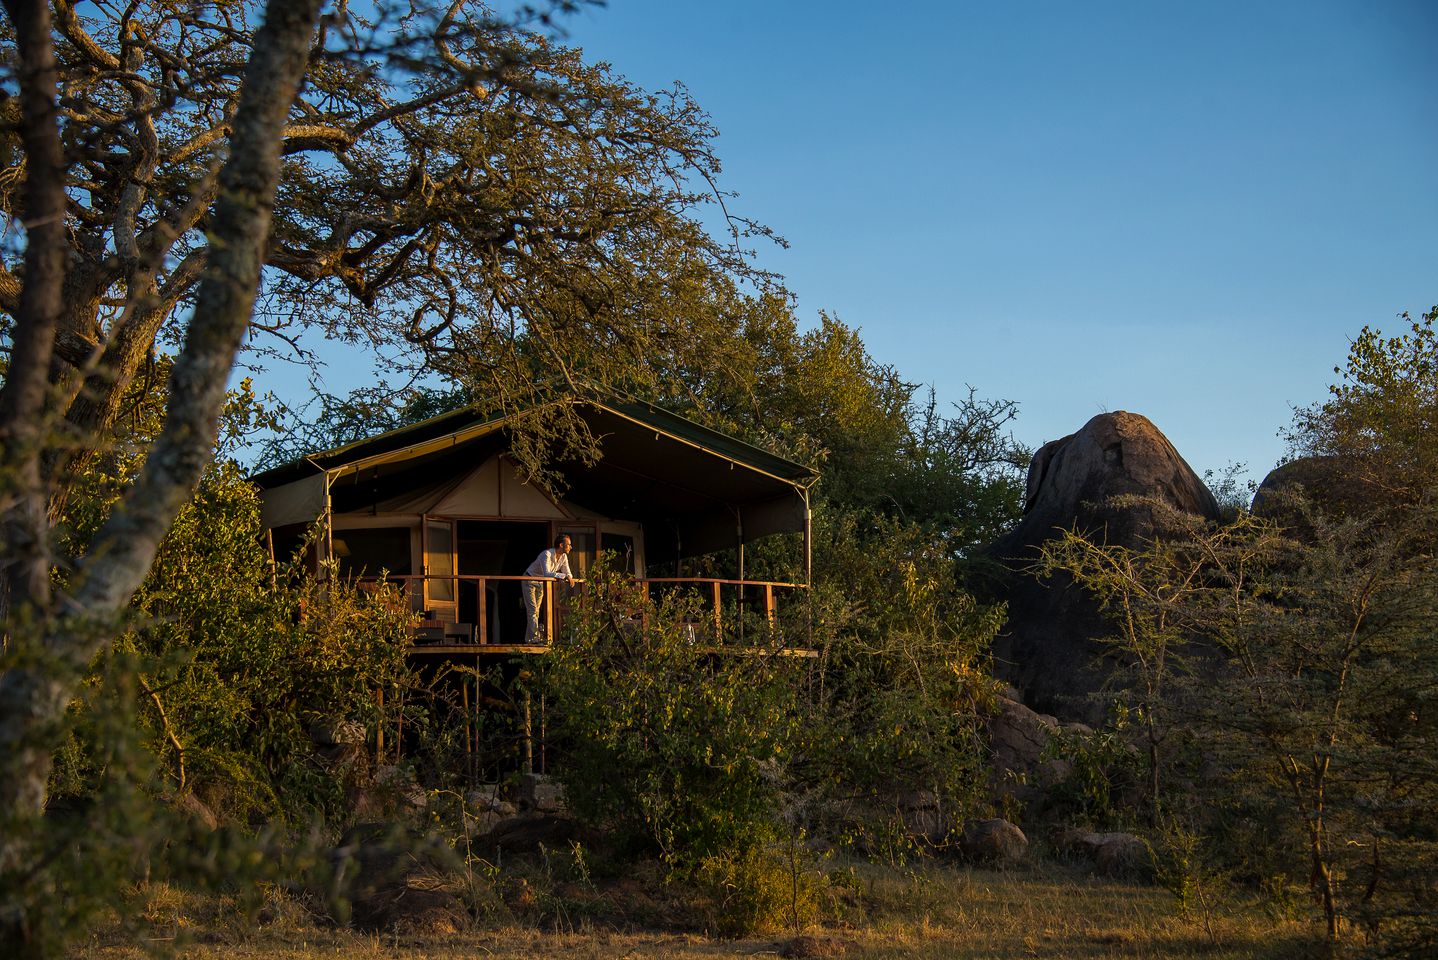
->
[354, 574, 806, 648]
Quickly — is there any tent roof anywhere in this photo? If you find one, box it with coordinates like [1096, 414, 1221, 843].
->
[250, 396, 818, 555]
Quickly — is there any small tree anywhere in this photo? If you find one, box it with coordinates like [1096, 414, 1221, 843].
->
[803, 510, 1002, 850]
[1035, 502, 1280, 825]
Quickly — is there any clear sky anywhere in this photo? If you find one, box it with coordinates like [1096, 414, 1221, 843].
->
[556, 0, 1438, 483]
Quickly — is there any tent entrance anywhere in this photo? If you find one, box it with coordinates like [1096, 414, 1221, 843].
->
[455, 520, 549, 645]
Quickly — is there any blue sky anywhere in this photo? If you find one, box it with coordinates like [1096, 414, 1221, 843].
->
[557, 0, 1437, 482]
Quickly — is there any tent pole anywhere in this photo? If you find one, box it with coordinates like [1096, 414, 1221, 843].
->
[803, 488, 813, 646]
[736, 507, 745, 647]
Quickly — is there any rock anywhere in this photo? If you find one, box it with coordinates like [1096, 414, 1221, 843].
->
[517, 773, 566, 814]
[988, 695, 1072, 807]
[476, 814, 590, 860]
[990, 695, 1059, 770]
[1056, 828, 1151, 878]
[350, 764, 427, 821]
[466, 784, 505, 811]
[960, 818, 1028, 863]
[311, 718, 368, 767]
[988, 412, 1221, 719]
[310, 718, 366, 746]
[351, 878, 468, 935]
[1251, 455, 1368, 522]
[1010, 412, 1219, 543]
[896, 789, 948, 846]
[330, 823, 466, 932]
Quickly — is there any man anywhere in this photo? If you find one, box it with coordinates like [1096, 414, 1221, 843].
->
[523, 534, 573, 643]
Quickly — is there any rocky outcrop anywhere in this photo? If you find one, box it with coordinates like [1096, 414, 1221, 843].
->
[989, 412, 1221, 719]
[1251, 455, 1369, 521]
[999, 411, 1219, 553]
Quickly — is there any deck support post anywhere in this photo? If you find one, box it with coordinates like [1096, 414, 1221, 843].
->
[712, 581, 723, 641]
[521, 689, 534, 777]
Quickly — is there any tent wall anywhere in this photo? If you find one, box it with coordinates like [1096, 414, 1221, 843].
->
[259, 473, 328, 529]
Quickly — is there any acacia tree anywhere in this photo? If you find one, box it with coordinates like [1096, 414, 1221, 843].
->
[0, 0, 778, 948]
[0, 0, 771, 512]
[0, 0, 326, 945]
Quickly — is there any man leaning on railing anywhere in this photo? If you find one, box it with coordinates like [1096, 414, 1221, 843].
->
[522, 534, 573, 643]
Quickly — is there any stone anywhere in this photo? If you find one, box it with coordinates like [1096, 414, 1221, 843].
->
[987, 694, 1072, 807]
[1056, 827, 1151, 878]
[959, 818, 1028, 863]
[350, 879, 468, 935]
[475, 814, 590, 860]
[330, 823, 466, 932]
[896, 789, 948, 845]
[517, 773, 566, 813]
[351, 764, 426, 820]
[1251, 455, 1369, 523]
[310, 718, 366, 746]
[988, 412, 1222, 720]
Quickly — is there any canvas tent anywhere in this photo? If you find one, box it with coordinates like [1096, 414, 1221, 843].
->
[250, 395, 819, 647]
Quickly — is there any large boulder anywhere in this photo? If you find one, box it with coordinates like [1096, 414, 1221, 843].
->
[1251, 455, 1369, 522]
[1055, 827, 1151, 878]
[329, 823, 467, 933]
[989, 412, 1221, 720]
[960, 818, 1029, 863]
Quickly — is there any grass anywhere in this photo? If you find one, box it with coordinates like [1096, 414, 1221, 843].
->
[71, 858, 1317, 959]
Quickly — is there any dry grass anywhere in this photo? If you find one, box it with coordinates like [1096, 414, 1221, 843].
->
[71, 860, 1317, 960]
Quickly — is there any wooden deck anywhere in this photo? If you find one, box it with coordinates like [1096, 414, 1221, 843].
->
[357, 573, 813, 655]
[406, 642, 819, 657]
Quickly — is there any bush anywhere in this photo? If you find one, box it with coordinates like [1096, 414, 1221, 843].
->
[802, 510, 1003, 851]
[542, 565, 802, 873]
[50, 463, 414, 825]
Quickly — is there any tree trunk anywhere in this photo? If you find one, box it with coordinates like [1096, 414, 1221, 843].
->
[0, 0, 324, 950]
[0, 0, 67, 628]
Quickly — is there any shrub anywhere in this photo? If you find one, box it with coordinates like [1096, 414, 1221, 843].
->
[541, 565, 802, 873]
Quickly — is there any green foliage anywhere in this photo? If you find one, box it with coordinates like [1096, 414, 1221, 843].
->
[1039, 708, 1143, 830]
[49, 371, 414, 825]
[693, 845, 820, 936]
[1189, 498, 1438, 951]
[53, 469, 415, 824]
[542, 565, 802, 871]
[1150, 818, 1228, 944]
[705, 308, 1025, 549]
[1037, 309, 1438, 952]
[803, 510, 1004, 846]
[1288, 306, 1438, 507]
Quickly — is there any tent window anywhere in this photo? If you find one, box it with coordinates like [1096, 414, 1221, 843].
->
[333, 527, 412, 579]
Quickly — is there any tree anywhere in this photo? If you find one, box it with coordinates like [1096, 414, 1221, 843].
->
[1039, 311, 1438, 953]
[2, 0, 325, 881]
[0, 0, 775, 513]
[1286, 307, 1438, 513]
[4, 0, 775, 950]
[633, 297, 1027, 553]
[1034, 500, 1238, 825]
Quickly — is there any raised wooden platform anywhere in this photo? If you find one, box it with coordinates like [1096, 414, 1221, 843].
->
[406, 643, 818, 658]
